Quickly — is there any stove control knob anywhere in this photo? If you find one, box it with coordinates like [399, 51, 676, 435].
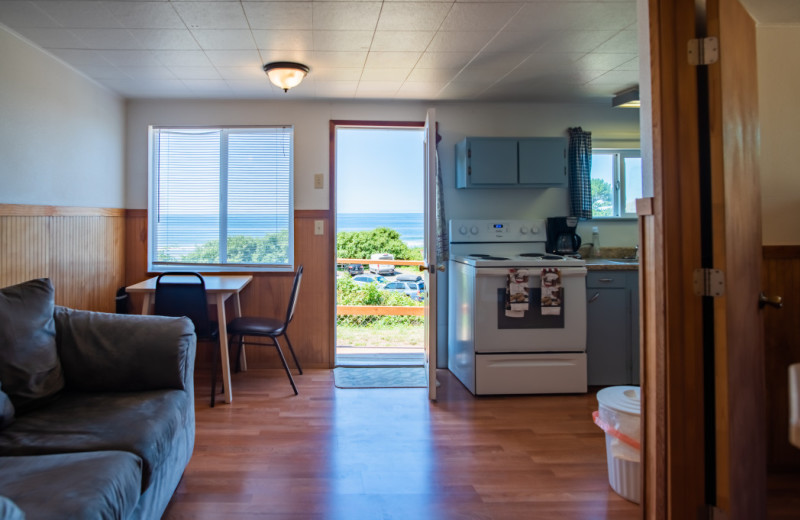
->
[470, 226, 479, 235]
[519, 226, 528, 234]
[531, 226, 540, 234]
[458, 225, 467, 235]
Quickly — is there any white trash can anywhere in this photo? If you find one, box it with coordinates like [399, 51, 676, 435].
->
[593, 385, 641, 504]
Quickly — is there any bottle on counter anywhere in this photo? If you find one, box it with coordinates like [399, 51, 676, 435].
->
[591, 226, 601, 258]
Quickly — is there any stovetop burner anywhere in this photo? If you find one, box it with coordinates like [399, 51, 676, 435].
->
[468, 254, 510, 260]
[518, 253, 545, 258]
[542, 255, 564, 260]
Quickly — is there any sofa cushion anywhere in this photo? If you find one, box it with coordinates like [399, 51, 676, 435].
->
[0, 386, 13, 430]
[0, 278, 64, 412]
[0, 451, 142, 520]
[0, 497, 24, 520]
[0, 389, 190, 491]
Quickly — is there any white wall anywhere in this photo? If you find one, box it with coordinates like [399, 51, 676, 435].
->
[757, 24, 800, 245]
[0, 26, 125, 208]
[126, 99, 641, 246]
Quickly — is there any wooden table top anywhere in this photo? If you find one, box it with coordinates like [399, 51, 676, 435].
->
[126, 274, 253, 293]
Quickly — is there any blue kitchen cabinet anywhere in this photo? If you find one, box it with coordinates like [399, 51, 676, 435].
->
[586, 270, 640, 386]
[456, 137, 568, 188]
[518, 137, 567, 186]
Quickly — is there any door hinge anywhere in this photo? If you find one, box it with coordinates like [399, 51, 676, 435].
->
[693, 268, 725, 297]
[467, 166, 471, 176]
[688, 36, 719, 65]
[467, 149, 471, 158]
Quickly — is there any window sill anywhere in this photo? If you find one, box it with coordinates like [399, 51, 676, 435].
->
[590, 217, 638, 222]
[148, 264, 294, 274]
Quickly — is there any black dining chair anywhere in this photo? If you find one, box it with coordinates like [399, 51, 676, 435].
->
[154, 272, 219, 407]
[218, 265, 303, 397]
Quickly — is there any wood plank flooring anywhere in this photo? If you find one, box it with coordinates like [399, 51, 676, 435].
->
[163, 369, 641, 520]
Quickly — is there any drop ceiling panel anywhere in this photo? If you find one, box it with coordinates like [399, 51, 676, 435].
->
[0, 0, 643, 103]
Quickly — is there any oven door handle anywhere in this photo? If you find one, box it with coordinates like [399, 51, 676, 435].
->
[474, 267, 587, 277]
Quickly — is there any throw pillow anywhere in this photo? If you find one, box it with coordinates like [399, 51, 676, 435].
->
[0, 384, 14, 429]
[0, 278, 64, 412]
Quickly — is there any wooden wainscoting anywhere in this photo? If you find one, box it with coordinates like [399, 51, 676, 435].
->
[124, 210, 335, 370]
[762, 245, 800, 470]
[0, 204, 126, 312]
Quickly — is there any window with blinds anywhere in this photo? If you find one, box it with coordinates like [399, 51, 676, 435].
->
[148, 126, 294, 272]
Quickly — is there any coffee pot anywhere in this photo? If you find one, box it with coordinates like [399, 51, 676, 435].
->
[556, 232, 582, 254]
[546, 216, 582, 255]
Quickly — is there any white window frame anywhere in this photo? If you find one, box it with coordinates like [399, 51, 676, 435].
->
[147, 125, 294, 273]
[591, 149, 641, 219]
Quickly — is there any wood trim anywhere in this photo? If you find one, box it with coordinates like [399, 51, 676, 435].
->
[763, 245, 800, 259]
[0, 203, 126, 217]
[636, 197, 655, 216]
[337, 305, 424, 316]
[296, 209, 331, 219]
[125, 209, 147, 218]
[338, 258, 424, 267]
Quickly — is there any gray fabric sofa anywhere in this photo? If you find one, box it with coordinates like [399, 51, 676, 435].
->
[0, 279, 197, 519]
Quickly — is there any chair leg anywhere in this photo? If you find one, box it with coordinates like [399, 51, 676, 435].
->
[210, 339, 221, 408]
[273, 337, 298, 395]
[282, 333, 303, 375]
[235, 335, 244, 373]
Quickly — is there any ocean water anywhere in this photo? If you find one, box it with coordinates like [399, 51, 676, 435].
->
[337, 213, 423, 247]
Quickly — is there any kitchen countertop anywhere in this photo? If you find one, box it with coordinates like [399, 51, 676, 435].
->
[583, 258, 639, 271]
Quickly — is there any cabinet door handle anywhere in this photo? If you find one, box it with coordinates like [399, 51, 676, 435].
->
[598, 278, 614, 283]
[588, 292, 600, 303]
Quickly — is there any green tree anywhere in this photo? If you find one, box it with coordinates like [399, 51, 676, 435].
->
[336, 227, 422, 261]
[591, 178, 613, 217]
[182, 230, 289, 264]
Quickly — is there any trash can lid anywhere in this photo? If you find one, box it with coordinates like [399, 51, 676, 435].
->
[597, 386, 641, 415]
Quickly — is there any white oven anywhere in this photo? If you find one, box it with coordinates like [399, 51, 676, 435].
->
[447, 219, 588, 395]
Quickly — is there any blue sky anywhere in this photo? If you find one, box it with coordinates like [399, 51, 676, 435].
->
[336, 127, 424, 214]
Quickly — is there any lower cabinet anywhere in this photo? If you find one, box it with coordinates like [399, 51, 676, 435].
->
[586, 270, 640, 386]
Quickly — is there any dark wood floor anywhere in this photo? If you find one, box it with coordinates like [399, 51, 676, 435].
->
[163, 368, 640, 519]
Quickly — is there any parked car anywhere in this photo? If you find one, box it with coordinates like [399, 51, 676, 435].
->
[381, 280, 425, 301]
[369, 253, 395, 275]
[347, 263, 364, 276]
[352, 274, 388, 285]
[395, 272, 423, 283]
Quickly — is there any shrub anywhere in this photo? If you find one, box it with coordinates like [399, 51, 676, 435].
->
[337, 276, 423, 327]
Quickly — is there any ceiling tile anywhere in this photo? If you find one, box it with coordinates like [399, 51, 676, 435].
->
[259, 49, 311, 66]
[225, 79, 272, 97]
[370, 31, 434, 52]
[313, 30, 372, 52]
[508, 2, 636, 33]
[312, 2, 382, 31]
[0, 1, 59, 28]
[585, 69, 639, 86]
[440, 2, 521, 32]
[73, 28, 143, 50]
[536, 30, 618, 54]
[182, 79, 233, 94]
[13, 27, 85, 49]
[364, 51, 421, 68]
[123, 66, 178, 81]
[252, 30, 313, 51]
[48, 49, 112, 66]
[168, 66, 222, 80]
[191, 29, 256, 50]
[416, 51, 473, 69]
[32, 1, 120, 28]
[360, 68, 409, 81]
[202, 49, 262, 68]
[153, 50, 213, 67]
[406, 67, 459, 83]
[76, 64, 129, 80]
[308, 67, 362, 82]
[615, 56, 640, 71]
[427, 31, 493, 53]
[216, 66, 266, 80]
[310, 51, 367, 68]
[102, 78, 190, 98]
[242, 2, 312, 31]
[376, 2, 452, 31]
[395, 81, 446, 99]
[105, 2, 185, 30]
[355, 80, 402, 96]
[466, 52, 529, 71]
[575, 52, 638, 71]
[172, 1, 248, 30]
[312, 80, 358, 98]
[129, 29, 200, 50]
[100, 50, 162, 67]
[593, 30, 638, 53]
[514, 52, 584, 74]
[481, 30, 552, 54]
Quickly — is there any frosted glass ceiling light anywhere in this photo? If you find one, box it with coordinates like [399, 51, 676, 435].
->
[612, 87, 640, 108]
[263, 62, 309, 92]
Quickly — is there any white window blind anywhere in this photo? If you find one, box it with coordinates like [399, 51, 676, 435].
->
[149, 126, 294, 271]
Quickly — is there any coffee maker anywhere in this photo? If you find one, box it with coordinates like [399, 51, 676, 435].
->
[546, 216, 582, 255]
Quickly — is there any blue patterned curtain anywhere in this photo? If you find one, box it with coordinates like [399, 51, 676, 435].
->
[435, 127, 448, 261]
[567, 127, 592, 219]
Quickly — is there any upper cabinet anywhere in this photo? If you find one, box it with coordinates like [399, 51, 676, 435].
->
[456, 137, 567, 189]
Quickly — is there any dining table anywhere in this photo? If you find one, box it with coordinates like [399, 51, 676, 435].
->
[125, 274, 253, 405]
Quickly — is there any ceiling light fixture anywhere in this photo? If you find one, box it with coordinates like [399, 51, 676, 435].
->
[263, 62, 309, 92]
[611, 87, 640, 108]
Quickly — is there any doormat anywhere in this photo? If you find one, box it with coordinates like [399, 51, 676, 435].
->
[333, 367, 427, 389]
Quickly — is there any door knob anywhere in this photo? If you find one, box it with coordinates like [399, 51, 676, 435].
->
[419, 264, 446, 272]
[758, 292, 783, 309]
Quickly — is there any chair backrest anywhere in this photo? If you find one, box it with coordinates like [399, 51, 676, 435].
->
[284, 265, 303, 327]
[154, 272, 214, 339]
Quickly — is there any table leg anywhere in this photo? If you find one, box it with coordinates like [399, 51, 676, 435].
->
[141, 293, 152, 315]
[232, 292, 247, 371]
[216, 293, 233, 404]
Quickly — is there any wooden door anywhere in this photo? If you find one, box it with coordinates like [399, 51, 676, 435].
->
[423, 109, 438, 401]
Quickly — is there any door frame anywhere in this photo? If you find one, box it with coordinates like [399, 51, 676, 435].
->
[328, 120, 425, 364]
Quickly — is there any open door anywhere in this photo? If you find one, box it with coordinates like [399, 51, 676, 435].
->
[422, 108, 438, 401]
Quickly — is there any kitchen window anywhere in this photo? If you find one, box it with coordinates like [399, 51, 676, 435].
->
[148, 126, 294, 272]
[590, 149, 642, 218]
